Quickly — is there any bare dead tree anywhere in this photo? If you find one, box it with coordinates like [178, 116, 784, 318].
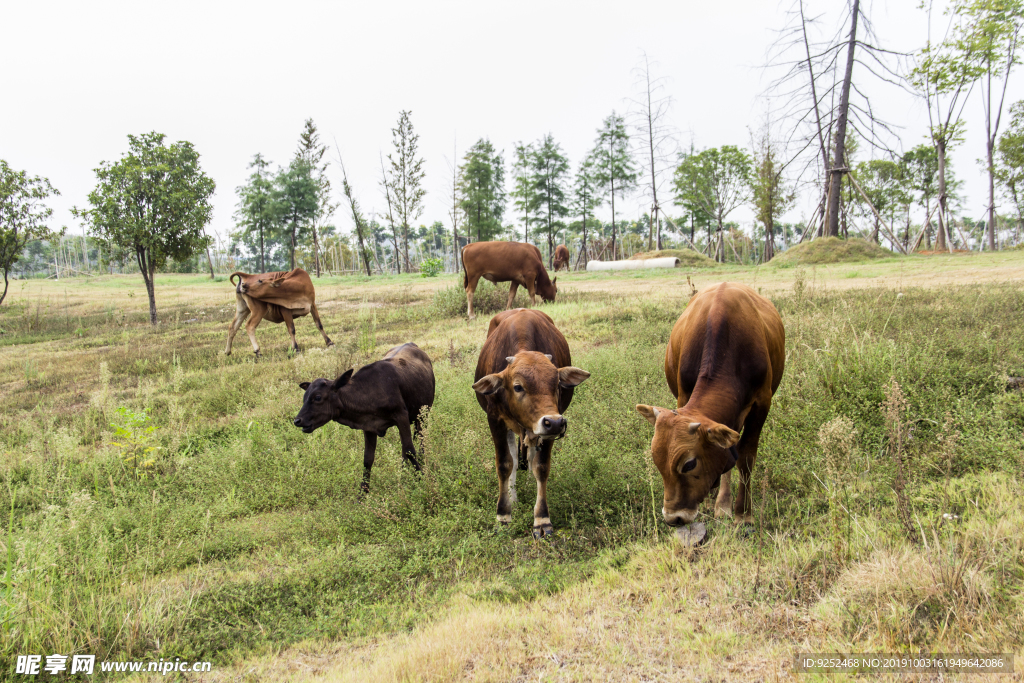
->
[444, 139, 463, 272]
[629, 52, 677, 251]
[333, 141, 373, 277]
[378, 152, 401, 274]
[765, 0, 907, 238]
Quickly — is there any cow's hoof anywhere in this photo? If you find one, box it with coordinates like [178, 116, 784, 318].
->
[224, 350, 232, 356]
[496, 514, 511, 525]
[327, 341, 335, 348]
[532, 522, 554, 539]
[468, 315, 477, 321]
[253, 351, 261, 359]
[735, 512, 755, 526]
[714, 504, 733, 519]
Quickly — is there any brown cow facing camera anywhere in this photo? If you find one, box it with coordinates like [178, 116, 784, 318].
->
[225, 268, 333, 357]
[473, 308, 590, 538]
[551, 244, 570, 271]
[293, 343, 435, 492]
[637, 282, 785, 527]
[461, 241, 557, 319]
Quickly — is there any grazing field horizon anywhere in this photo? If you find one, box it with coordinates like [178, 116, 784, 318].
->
[2, 251, 1023, 681]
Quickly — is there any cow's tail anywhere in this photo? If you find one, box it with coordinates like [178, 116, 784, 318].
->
[229, 271, 246, 288]
[461, 247, 468, 289]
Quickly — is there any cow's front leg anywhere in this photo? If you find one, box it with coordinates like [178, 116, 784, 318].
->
[281, 309, 300, 353]
[395, 414, 421, 472]
[733, 406, 769, 525]
[530, 439, 554, 538]
[488, 417, 514, 524]
[361, 431, 378, 494]
[244, 306, 266, 357]
[505, 430, 518, 504]
[715, 470, 733, 519]
[309, 303, 334, 348]
[506, 282, 519, 310]
[225, 296, 250, 355]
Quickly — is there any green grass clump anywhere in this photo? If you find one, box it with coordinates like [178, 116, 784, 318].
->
[771, 237, 895, 267]
[628, 248, 716, 267]
[431, 278, 525, 318]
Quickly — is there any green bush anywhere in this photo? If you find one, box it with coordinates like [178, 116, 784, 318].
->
[420, 258, 444, 277]
[432, 279, 523, 318]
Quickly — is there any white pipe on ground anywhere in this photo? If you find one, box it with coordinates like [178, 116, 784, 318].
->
[586, 257, 680, 271]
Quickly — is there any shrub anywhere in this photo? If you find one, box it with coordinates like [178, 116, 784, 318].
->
[771, 237, 894, 266]
[420, 258, 444, 278]
[432, 279, 522, 318]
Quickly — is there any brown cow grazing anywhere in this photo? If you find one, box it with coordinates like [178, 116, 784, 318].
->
[225, 268, 333, 357]
[472, 308, 590, 538]
[637, 282, 785, 527]
[461, 241, 557, 320]
[293, 343, 434, 492]
[552, 244, 570, 271]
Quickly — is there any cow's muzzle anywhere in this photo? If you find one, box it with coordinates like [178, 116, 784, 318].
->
[534, 415, 567, 439]
[293, 417, 314, 434]
[662, 507, 698, 527]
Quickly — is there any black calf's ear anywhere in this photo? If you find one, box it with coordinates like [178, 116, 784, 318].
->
[299, 382, 311, 391]
[334, 368, 354, 390]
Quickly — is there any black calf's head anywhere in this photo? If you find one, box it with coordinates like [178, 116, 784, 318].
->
[293, 369, 353, 433]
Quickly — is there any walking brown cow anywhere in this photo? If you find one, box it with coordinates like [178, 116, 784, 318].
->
[472, 308, 590, 538]
[552, 244, 570, 271]
[461, 241, 557, 319]
[225, 268, 333, 357]
[637, 282, 785, 527]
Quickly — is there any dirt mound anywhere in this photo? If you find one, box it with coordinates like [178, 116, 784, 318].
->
[770, 237, 895, 266]
[627, 249, 716, 267]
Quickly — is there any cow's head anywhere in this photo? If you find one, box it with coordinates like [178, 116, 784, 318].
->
[538, 277, 557, 303]
[293, 369, 353, 433]
[636, 405, 740, 526]
[473, 352, 588, 441]
[240, 273, 287, 297]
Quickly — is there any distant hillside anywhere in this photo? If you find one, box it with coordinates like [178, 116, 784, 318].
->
[770, 237, 895, 266]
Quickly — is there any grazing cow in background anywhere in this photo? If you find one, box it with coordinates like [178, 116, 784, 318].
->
[473, 308, 590, 538]
[293, 343, 435, 492]
[461, 241, 557, 319]
[552, 244, 570, 271]
[225, 268, 333, 357]
[637, 282, 785, 526]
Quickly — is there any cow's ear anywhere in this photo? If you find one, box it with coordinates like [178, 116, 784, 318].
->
[472, 373, 504, 395]
[552, 276, 557, 288]
[558, 366, 590, 388]
[333, 369, 354, 390]
[636, 404, 666, 426]
[704, 422, 740, 449]
[299, 382, 311, 391]
[270, 280, 282, 288]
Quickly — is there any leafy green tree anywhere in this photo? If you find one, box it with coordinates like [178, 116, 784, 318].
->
[296, 119, 337, 276]
[531, 134, 570, 264]
[0, 160, 62, 305]
[901, 144, 942, 248]
[571, 153, 602, 268]
[853, 159, 906, 246]
[750, 131, 794, 262]
[458, 139, 506, 242]
[957, 0, 1024, 249]
[387, 110, 426, 270]
[233, 153, 277, 272]
[997, 100, 1024, 243]
[276, 157, 318, 271]
[591, 112, 638, 260]
[75, 132, 215, 324]
[510, 142, 537, 242]
[673, 146, 751, 262]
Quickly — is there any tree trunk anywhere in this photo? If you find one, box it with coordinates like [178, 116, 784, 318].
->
[312, 227, 322, 277]
[825, 0, 860, 237]
[260, 221, 266, 273]
[138, 248, 158, 326]
[936, 138, 948, 251]
[987, 137, 998, 251]
[205, 247, 215, 279]
[610, 175, 617, 260]
[765, 216, 775, 262]
[0, 269, 9, 306]
[290, 221, 296, 270]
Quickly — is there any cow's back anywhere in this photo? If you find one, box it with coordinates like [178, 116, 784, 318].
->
[463, 241, 542, 281]
[383, 343, 435, 417]
[665, 282, 784, 409]
[475, 308, 574, 414]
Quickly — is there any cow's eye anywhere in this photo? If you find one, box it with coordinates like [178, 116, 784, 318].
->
[258, 279, 263, 283]
[314, 394, 322, 401]
[680, 458, 697, 474]
[513, 384, 524, 393]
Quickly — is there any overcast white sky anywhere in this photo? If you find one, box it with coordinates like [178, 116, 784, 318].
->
[3, 0, 1021, 244]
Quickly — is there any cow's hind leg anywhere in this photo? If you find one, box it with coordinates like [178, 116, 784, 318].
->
[488, 417, 515, 524]
[506, 282, 519, 310]
[395, 412, 422, 472]
[244, 304, 267, 357]
[466, 276, 481, 320]
[361, 431, 378, 494]
[309, 303, 334, 348]
[281, 309, 300, 353]
[225, 296, 250, 355]
[529, 440, 554, 538]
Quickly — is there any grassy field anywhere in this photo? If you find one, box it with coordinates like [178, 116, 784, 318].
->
[1, 251, 1023, 681]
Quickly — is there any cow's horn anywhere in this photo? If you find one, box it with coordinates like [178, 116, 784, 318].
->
[506, 356, 517, 364]
[688, 422, 701, 434]
[544, 354, 552, 361]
